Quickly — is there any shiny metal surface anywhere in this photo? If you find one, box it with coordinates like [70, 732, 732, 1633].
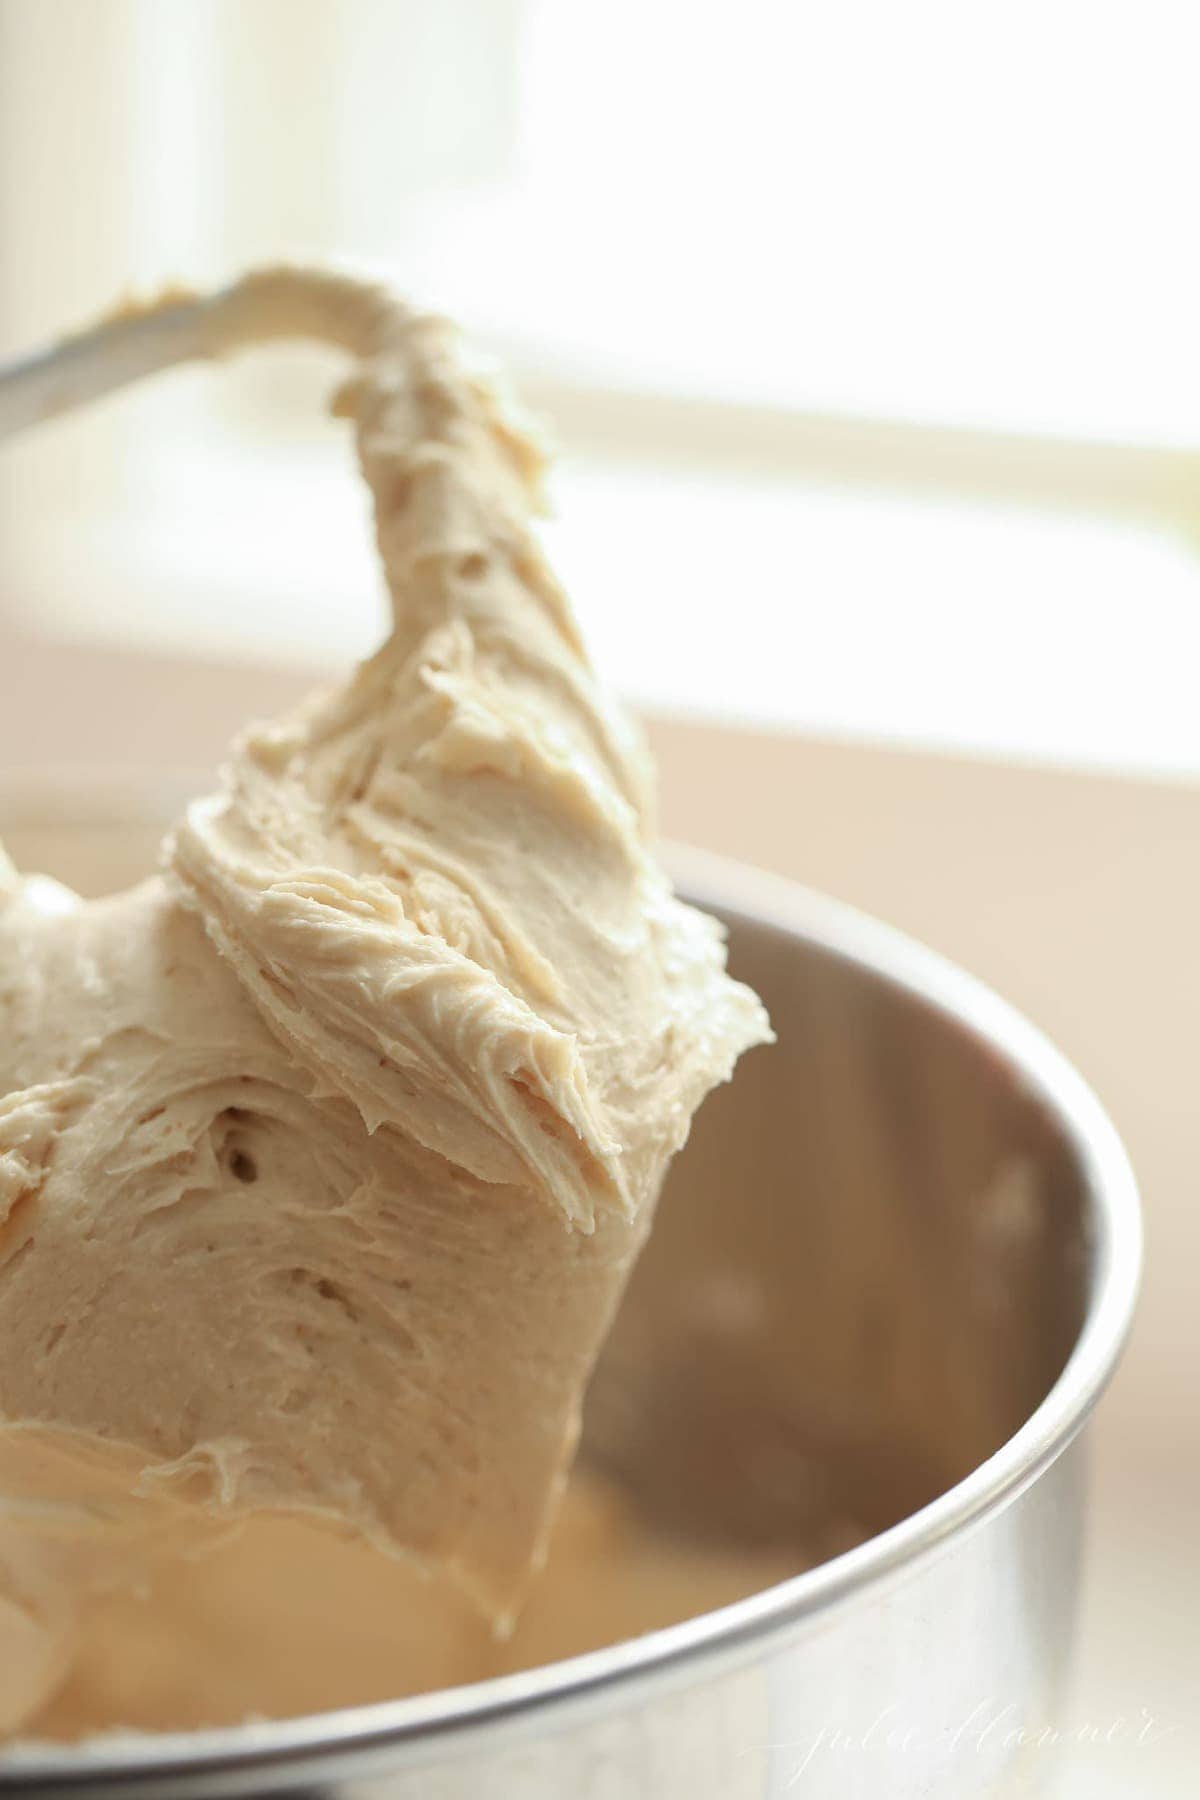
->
[0, 793, 1141, 1799]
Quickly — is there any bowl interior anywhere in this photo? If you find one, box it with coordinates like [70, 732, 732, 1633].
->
[591, 898, 1088, 1556]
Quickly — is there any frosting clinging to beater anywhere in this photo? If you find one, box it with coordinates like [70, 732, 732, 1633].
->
[0, 269, 771, 1651]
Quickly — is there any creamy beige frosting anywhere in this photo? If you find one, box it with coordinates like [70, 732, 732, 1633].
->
[22, 1470, 811, 1739]
[0, 269, 770, 1732]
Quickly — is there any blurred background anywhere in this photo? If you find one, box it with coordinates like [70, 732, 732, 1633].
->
[3, 0, 1200, 770]
[0, 4, 1196, 1796]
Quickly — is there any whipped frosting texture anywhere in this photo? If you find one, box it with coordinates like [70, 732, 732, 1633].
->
[0, 270, 771, 1682]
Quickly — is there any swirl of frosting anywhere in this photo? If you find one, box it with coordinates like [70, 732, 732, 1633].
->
[0, 270, 771, 1686]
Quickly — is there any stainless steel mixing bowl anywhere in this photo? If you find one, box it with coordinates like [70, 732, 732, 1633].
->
[0, 793, 1141, 1800]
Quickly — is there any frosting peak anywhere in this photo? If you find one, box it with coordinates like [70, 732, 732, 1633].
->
[0, 271, 771, 1698]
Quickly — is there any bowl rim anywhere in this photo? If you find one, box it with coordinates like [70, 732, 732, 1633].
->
[0, 793, 1142, 1795]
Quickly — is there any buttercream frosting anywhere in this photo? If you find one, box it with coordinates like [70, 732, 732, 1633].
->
[0, 268, 771, 1730]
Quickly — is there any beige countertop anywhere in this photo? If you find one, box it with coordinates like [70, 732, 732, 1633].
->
[0, 632, 1194, 1795]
